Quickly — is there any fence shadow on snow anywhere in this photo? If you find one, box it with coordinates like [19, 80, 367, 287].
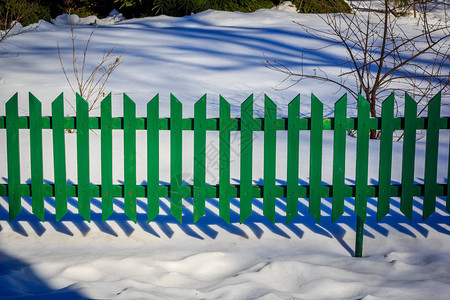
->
[1, 181, 449, 257]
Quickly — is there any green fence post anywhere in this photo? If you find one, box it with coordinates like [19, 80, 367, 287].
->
[310, 94, 323, 223]
[287, 95, 300, 224]
[29, 93, 44, 221]
[52, 94, 67, 221]
[6, 93, 21, 221]
[147, 94, 160, 222]
[124, 94, 137, 223]
[264, 95, 277, 223]
[171, 94, 183, 223]
[332, 94, 347, 222]
[240, 95, 254, 223]
[194, 95, 206, 223]
[101, 94, 113, 222]
[354, 95, 370, 257]
[355, 215, 364, 257]
[219, 96, 231, 223]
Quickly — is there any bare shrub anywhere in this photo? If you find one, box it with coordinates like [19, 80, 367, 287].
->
[57, 21, 123, 112]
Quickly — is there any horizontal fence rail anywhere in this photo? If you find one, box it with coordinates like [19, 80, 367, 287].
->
[1, 92, 449, 230]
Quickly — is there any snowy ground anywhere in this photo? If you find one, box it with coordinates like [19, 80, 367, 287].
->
[1, 3, 450, 300]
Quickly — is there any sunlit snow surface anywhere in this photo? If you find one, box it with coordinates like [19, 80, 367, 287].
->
[0, 3, 449, 299]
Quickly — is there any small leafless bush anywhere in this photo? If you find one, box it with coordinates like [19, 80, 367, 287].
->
[57, 21, 123, 112]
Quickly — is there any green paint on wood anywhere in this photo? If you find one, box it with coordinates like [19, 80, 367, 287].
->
[147, 94, 160, 222]
[240, 95, 253, 223]
[423, 93, 441, 220]
[400, 93, 417, 220]
[264, 95, 277, 223]
[194, 95, 206, 223]
[287, 95, 300, 224]
[124, 94, 137, 223]
[6, 93, 21, 221]
[76, 94, 91, 222]
[171, 94, 183, 223]
[101, 94, 113, 222]
[2, 92, 450, 232]
[310, 94, 323, 222]
[219, 96, 231, 223]
[355, 95, 370, 221]
[52, 94, 67, 221]
[377, 94, 394, 221]
[355, 215, 364, 257]
[29, 93, 44, 221]
[332, 94, 347, 222]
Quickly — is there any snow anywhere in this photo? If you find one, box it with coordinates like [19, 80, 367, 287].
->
[52, 9, 126, 26]
[272, 1, 298, 13]
[1, 2, 450, 299]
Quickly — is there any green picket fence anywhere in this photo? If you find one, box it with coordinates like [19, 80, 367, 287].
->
[0, 92, 449, 257]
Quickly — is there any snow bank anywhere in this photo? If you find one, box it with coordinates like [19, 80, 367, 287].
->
[52, 9, 125, 26]
[272, 1, 298, 13]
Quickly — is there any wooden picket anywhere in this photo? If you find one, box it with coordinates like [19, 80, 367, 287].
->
[286, 95, 300, 223]
[147, 95, 159, 222]
[6, 94, 20, 221]
[400, 94, 417, 220]
[332, 94, 347, 222]
[170, 94, 183, 223]
[0, 92, 449, 257]
[52, 94, 67, 221]
[29, 93, 44, 221]
[219, 96, 231, 223]
[240, 95, 253, 223]
[101, 94, 113, 222]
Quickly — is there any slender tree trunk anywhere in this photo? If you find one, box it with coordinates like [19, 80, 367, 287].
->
[369, 93, 378, 139]
[414, 1, 417, 18]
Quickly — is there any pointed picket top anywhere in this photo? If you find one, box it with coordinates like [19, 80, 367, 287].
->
[332, 94, 347, 223]
[170, 93, 182, 105]
[147, 94, 160, 222]
[6, 93, 21, 221]
[194, 94, 207, 109]
[241, 94, 254, 127]
[193, 94, 207, 223]
[286, 95, 300, 224]
[288, 95, 300, 111]
[240, 94, 254, 223]
[423, 92, 441, 220]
